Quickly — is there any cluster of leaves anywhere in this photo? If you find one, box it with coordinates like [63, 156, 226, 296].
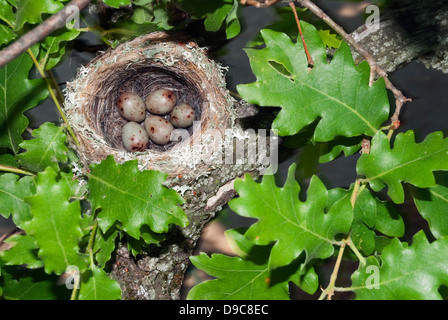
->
[187, 21, 448, 300]
[0, 0, 194, 300]
[2, 0, 448, 301]
[0, 122, 188, 299]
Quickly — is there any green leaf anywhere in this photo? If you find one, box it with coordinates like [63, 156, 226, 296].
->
[188, 253, 291, 300]
[78, 264, 122, 300]
[237, 26, 390, 141]
[357, 130, 448, 204]
[224, 0, 240, 39]
[317, 29, 341, 49]
[411, 172, 448, 238]
[0, 173, 35, 227]
[352, 187, 404, 255]
[176, 0, 241, 38]
[0, 234, 43, 269]
[229, 163, 353, 268]
[1, 266, 70, 300]
[189, 225, 301, 300]
[0, 153, 17, 170]
[317, 136, 363, 163]
[224, 227, 319, 295]
[352, 231, 448, 300]
[0, 0, 15, 25]
[22, 167, 87, 275]
[93, 227, 118, 268]
[127, 225, 166, 257]
[246, 6, 339, 48]
[102, 0, 131, 8]
[40, 28, 81, 70]
[16, 122, 68, 172]
[0, 24, 15, 46]
[9, 0, 64, 30]
[0, 48, 48, 154]
[0, 0, 15, 46]
[87, 156, 188, 239]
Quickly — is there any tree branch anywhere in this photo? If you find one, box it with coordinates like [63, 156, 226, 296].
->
[239, 0, 281, 8]
[0, 0, 92, 68]
[293, 0, 411, 128]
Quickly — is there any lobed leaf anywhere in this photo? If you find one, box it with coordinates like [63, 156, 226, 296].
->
[411, 172, 448, 239]
[189, 227, 319, 300]
[0, 173, 35, 228]
[225, 228, 319, 295]
[351, 186, 404, 255]
[8, 0, 64, 30]
[229, 163, 353, 268]
[176, 0, 241, 39]
[0, 47, 48, 154]
[357, 130, 448, 203]
[0, 266, 70, 300]
[352, 231, 448, 300]
[87, 156, 188, 239]
[22, 167, 87, 275]
[16, 122, 68, 173]
[40, 28, 81, 70]
[78, 264, 121, 300]
[0, 234, 42, 269]
[237, 26, 389, 141]
[188, 253, 290, 300]
[102, 0, 131, 8]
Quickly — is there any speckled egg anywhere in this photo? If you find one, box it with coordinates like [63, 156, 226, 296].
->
[170, 103, 195, 128]
[144, 115, 174, 145]
[145, 89, 177, 115]
[121, 121, 149, 152]
[117, 92, 146, 122]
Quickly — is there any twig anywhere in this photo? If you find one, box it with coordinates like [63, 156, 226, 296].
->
[293, 0, 411, 128]
[240, 0, 281, 8]
[26, 49, 80, 146]
[319, 241, 346, 300]
[0, 0, 92, 68]
[289, 2, 314, 67]
[346, 236, 366, 266]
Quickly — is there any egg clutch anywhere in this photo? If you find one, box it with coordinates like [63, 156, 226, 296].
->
[117, 89, 196, 152]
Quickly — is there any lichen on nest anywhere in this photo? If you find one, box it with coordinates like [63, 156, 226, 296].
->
[63, 32, 238, 179]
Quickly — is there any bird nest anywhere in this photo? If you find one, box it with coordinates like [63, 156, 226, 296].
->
[64, 32, 237, 178]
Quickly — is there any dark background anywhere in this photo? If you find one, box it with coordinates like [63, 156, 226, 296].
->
[1, 0, 447, 298]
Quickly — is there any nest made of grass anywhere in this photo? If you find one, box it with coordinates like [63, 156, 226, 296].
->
[64, 32, 237, 177]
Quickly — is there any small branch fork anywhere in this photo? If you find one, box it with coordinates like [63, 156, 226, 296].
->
[242, 0, 396, 300]
[0, 0, 92, 68]
[292, 0, 411, 129]
[239, 0, 411, 130]
[239, 0, 281, 8]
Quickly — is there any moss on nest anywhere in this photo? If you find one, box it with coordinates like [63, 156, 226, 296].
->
[64, 32, 237, 178]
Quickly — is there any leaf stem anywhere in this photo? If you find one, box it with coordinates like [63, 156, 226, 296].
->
[346, 236, 366, 266]
[289, 2, 314, 67]
[294, 0, 411, 128]
[0, 165, 35, 176]
[87, 220, 99, 263]
[70, 220, 98, 300]
[26, 49, 80, 146]
[319, 240, 346, 300]
[70, 274, 81, 300]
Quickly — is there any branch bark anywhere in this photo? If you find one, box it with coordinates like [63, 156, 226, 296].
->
[0, 0, 92, 68]
[110, 135, 274, 300]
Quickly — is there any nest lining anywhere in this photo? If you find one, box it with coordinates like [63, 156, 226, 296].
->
[64, 32, 238, 177]
[91, 63, 203, 151]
